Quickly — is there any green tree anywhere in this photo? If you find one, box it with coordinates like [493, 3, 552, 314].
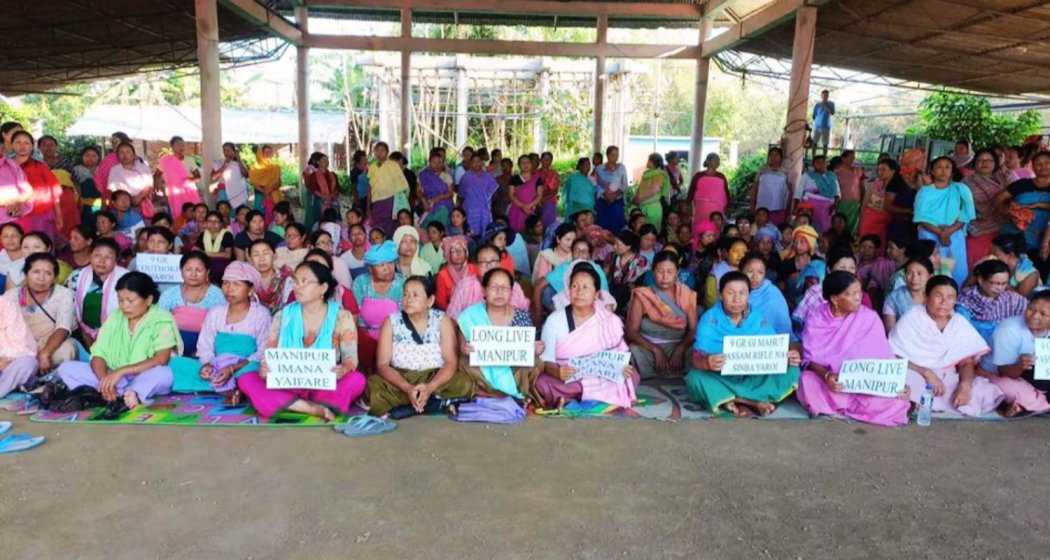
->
[912, 91, 1042, 147]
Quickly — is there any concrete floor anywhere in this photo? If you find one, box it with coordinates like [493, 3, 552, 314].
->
[1, 414, 1049, 560]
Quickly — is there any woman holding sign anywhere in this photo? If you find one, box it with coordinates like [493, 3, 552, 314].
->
[157, 251, 224, 358]
[685, 271, 801, 417]
[889, 275, 1004, 417]
[536, 263, 639, 409]
[797, 271, 911, 426]
[979, 291, 1050, 416]
[169, 262, 270, 404]
[54, 272, 180, 411]
[626, 250, 697, 379]
[456, 267, 543, 401]
[368, 276, 475, 416]
[238, 261, 366, 421]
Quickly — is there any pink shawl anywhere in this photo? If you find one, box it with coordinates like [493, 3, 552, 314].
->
[94, 153, 119, 199]
[0, 157, 34, 223]
[802, 303, 894, 371]
[446, 274, 530, 320]
[889, 307, 989, 373]
[555, 304, 634, 407]
[440, 236, 470, 284]
[74, 265, 129, 338]
[159, 155, 201, 218]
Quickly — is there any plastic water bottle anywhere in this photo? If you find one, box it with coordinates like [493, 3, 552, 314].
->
[916, 384, 934, 427]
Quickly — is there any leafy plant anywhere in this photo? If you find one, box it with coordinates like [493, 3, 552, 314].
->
[911, 91, 1042, 147]
[726, 152, 767, 215]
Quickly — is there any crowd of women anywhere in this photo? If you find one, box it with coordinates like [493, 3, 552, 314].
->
[1, 119, 1049, 427]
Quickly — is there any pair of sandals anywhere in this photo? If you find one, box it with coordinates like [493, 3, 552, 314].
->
[0, 421, 46, 454]
[333, 415, 396, 438]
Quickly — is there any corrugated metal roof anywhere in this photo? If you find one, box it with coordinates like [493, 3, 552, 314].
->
[67, 105, 348, 144]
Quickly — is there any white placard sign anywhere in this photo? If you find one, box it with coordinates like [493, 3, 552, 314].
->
[1034, 339, 1050, 381]
[721, 334, 789, 376]
[135, 253, 183, 284]
[568, 351, 630, 383]
[837, 359, 908, 397]
[469, 326, 536, 367]
[264, 348, 337, 390]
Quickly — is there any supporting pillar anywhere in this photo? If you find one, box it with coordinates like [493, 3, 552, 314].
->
[534, 62, 550, 152]
[400, 8, 412, 153]
[784, 6, 817, 192]
[689, 18, 713, 177]
[295, 5, 310, 170]
[593, 15, 608, 154]
[455, 55, 469, 149]
[194, 0, 221, 204]
[379, 74, 394, 143]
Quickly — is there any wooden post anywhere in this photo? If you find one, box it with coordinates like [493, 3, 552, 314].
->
[689, 18, 713, 177]
[400, 8, 412, 153]
[296, 5, 310, 171]
[784, 6, 816, 193]
[455, 54, 469, 149]
[534, 62, 550, 152]
[194, 0, 222, 204]
[593, 15, 608, 154]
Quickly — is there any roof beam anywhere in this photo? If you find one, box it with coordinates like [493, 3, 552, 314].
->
[701, 0, 809, 57]
[220, 0, 302, 44]
[306, 34, 698, 59]
[700, 0, 735, 19]
[314, 0, 702, 20]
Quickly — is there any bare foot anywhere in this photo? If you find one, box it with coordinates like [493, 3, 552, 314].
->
[556, 397, 566, 411]
[724, 401, 752, 418]
[750, 402, 776, 417]
[1001, 401, 1023, 418]
[223, 390, 242, 406]
[123, 391, 141, 409]
[316, 405, 336, 422]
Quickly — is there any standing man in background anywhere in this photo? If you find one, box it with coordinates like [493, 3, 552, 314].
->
[812, 89, 835, 158]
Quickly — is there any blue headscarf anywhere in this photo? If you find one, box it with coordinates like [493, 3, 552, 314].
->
[364, 240, 398, 266]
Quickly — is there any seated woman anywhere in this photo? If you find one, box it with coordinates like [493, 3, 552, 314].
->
[446, 244, 530, 320]
[248, 239, 291, 314]
[541, 239, 614, 313]
[791, 247, 873, 330]
[607, 229, 648, 314]
[0, 222, 24, 288]
[352, 241, 405, 375]
[882, 258, 933, 334]
[238, 261, 367, 421]
[5, 232, 71, 290]
[157, 251, 224, 357]
[776, 224, 819, 307]
[274, 222, 309, 271]
[979, 291, 1050, 416]
[309, 229, 352, 290]
[956, 259, 1027, 344]
[536, 263, 640, 409]
[368, 276, 476, 417]
[0, 289, 41, 398]
[433, 235, 470, 311]
[94, 210, 133, 256]
[392, 225, 433, 277]
[740, 253, 793, 339]
[889, 275, 1004, 417]
[798, 271, 912, 426]
[990, 233, 1043, 297]
[532, 222, 576, 306]
[129, 226, 180, 294]
[70, 237, 128, 348]
[4, 253, 77, 372]
[169, 262, 270, 404]
[55, 272, 180, 410]
[685, 271, 802, 416]
[456, 267, 543, 401]
[233, 210, 283, 261]
[194, 210, 234, 284]
[626, 250, 698, 379]
[339, 223, 369, 281]
[702, 237, 748, 310]
[300, 249, 359, 314]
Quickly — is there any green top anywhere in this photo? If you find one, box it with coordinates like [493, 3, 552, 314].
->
[91, 305, 181, 369]
[419, 242, 445, 273]
[82, 291, 103, 330]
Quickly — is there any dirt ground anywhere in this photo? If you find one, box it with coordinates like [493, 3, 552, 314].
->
[2, 414, 1049, 560]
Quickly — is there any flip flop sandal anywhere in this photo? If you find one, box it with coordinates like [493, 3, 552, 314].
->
[0, 433, 46, 454]
[0, 421, 11, 436]
[333, 415, 396, 438]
